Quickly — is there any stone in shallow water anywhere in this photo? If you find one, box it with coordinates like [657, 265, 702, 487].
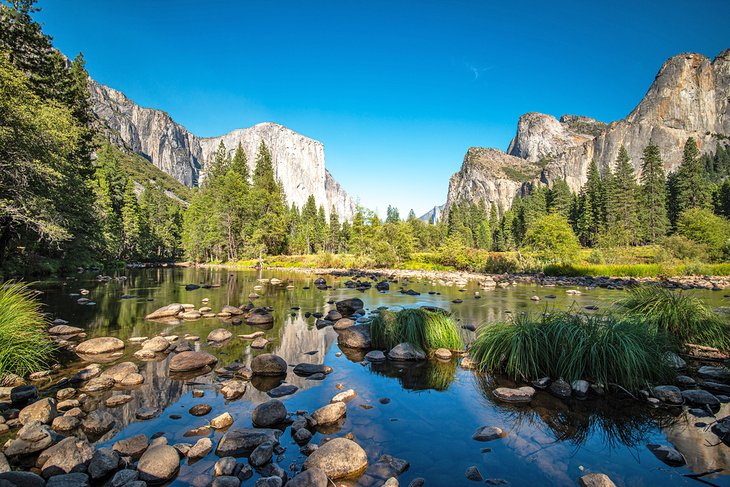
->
[268, 384, 298, 398]
[210, 412, 234, 429]
[312, 402, 346, 425]
[252, 400, 287, 428]
[287, 467, 328, 487]
[207, 328, 233, 342]
[46, 473, 90, 487]
[113, 433, 149, 458]
[189, 404, 212, 416]
[88, 447, 120, 480]
[387, 343, 425, 361]
[75, 337, 124, 355]
[465, 466, 483, 481]
[365, 350, 386, 362]
[493, 386, 535, 403]
[331, 389, 357, 403]
[81, 410, 115, 436]
[101, 362, 139, 382]
[136, 407, 159, 420]
[137, 444, 181, 484]
[579, 473, 616, 487]
[251, 354, 287, 376]
[293, 363, 332, 376]
[187, 437, 213, 459]
[169, 351, 218, 372]
[698, 365, 730, 382]
[647, 444, 686, 466]
[549, 379, 571, 399]
[303, 437, 368, 480]
[215, 428, 281, 457]
[681, 389, 720, 408]
[472, 426, 506, 442]
[652, 385, 682, 404]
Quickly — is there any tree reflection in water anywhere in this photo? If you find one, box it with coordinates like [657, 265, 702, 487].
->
[367, 358, 459, 391]
[473, 373, 681, 449]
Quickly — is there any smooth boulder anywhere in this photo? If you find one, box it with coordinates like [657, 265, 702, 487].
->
[251, 354, 287, 376]
[303, 438, 368, 479]
[75, 337, 124, 355]
[169, 351, 218, 373]
[137, 445, 181, 484]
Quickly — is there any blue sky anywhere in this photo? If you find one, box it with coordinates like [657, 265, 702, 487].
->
[38, 0, 730, 217]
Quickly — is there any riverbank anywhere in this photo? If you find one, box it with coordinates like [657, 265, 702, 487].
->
[192, 262, 730, 290]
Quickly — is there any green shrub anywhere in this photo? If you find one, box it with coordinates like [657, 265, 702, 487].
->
[469, 312, 674, 391]
[676, 208, 730, 261]
[0, 282, 55, 379]
[618, 286, 730, 348]
[369, 308, 463, 353]
[522, 214, 581, 264]
[586, 249, 606, 265]
[657, 235, 709, 262]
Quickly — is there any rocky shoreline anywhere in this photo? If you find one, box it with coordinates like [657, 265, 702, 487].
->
[194, 263, 730, 291]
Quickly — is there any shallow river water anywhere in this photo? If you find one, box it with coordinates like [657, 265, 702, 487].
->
[31, 268, 730, 486]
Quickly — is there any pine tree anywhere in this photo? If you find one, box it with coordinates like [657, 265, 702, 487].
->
[670, 137, 712, 225]
[605, 146, 639, 245]
[121, 179, 143, 259]
[386, 205, 400, 224]
[575, 160, 603, 245]
[547, 180, 573, 218]
[639, 144, 669, 242]
[328, 206, 340, 252]
[230, 142, 250, 184]
[205, 140, 229, 183]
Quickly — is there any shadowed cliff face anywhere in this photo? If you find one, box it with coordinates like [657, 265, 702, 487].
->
[445, 49, 730, 214]
[88, 80, 355, 219]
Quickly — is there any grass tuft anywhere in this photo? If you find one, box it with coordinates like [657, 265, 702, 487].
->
[369, 308, 462, 354]
[617, 286, 730, 349]
[469, 311, 674, 391]
[0, 281, 55, 379]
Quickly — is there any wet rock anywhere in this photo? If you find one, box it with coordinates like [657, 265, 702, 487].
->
[251, 354, 287, 376]
[334, 318, 355, 330]
[460, 356, 477, 369]
[493, 386, 535, 403]
[549, 379, 571, 399]
[681, 389, 720, 408]
[246, 311, 274, 326]
[105, 394, 132, 407]
[293, 363, 332, 377]
[75, 337, 124, 355]
[215, 456, 237, 476]
[472, 426, 505, 441]
[213, 476, 242, 487]
[465, 466, 483, 481]
[252, 400, 287, 427]
[208, 328, 233, 342]
[675, 375, 696, 387]
[652, 386, 683, 404]
[251, 337, 269, 349]
[48, 325, 84, 335]
[216, 429, 282, 457]
[169, 351, 218, 372]
[109, 469, 138, 487]
[286, 467, 327, 487]
[579, 473, 616, 487]
[221, 380, 246, 400]
[337, 325, 371, 349]
[255, 476, 282, 487]
[365, 350, 386, 362]
[180, 310, 202, 320]
[11, 385, 38, 405]
[100, 362, 139, 383]
[55, 388, 76, 401]
[81, 410, 115, 436]
[388, 343, 425, 361]
[142, 336, 170, 353]
[698, 365, 730, 382]
[188, 437, 213, 459]
[665, 352, 686, 369]
[362, 454, 409, 484]
[210, 412, 234, 429]
[303, 437, 367, 479]
[145, 303, 184, 320]
[19, 398, 56, 425]
[240, 332, 266, 340]
[0, 472, 45, 487]
[312, 402, 346, 425]
[221, 305, 244, 316]
[120, 373, 144, 386]
[37, 436, 94, 478]
[4, 421, 56, 456]
[136, 407, 159, 420]
[113, 434, 148, 458]
[332, 389, 357, 403]
[189, 404, 212, 416]
[249, 441, 273, 467]
[46, 472, 89, 487]
[267, 384, 298, 398]
[80, 376, 115, 393]
[434, 348, 452, 360]
[88, 448, 120, 479]
[336, 298, 364, 317]
[571, 380, 590, 398]
[138, 444, 181, 484]
[647, 444, 686, 466]
[408, 478, 425, 487]
[711, 416, 730, 445]
[73, 365, 101, 382]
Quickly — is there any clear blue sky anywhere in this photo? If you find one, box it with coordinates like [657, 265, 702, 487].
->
[37, 0, 730, 218]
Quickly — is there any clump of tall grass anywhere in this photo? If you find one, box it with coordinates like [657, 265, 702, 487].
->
[0, 282, 55, 379]
[369, 308, 462, 354]
[618, 286, 730, 349]
[469, 312, 674, 391]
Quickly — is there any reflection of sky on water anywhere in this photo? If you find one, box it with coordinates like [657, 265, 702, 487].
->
[32, 268, 730, 486]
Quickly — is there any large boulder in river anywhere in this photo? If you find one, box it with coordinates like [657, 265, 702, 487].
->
[144, 304, 184, 320]
[137, 444, 180, 484]
[388, 343, 425, 361]
[336, 298, 364, 317]
[246, 309, 274, 326]
[207, 328, 233, 342]
[303, 438, 368, 479]
[220, 305, 244, 316]
[4, 421, 56, 457]
[337, 325, 371, 349]
[698, 365, 730, 382]
[169, 351, 218, 373]
[37, 436, 94, 478]
[100, 362, 139, 383]
[75, 337, 124, 355]
[287, 467, 328, 487]
[19, 398, 56, 425]
[0, 472, 45, 487]
[215, 428, 281, 457]
[311, 402, 346, 425]
[251, 354, 287, 376]
[252, 400, 287, 427]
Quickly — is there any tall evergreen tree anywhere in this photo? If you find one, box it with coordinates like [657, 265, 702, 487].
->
[639, 144, 669, 242]
[669, 137, 712, 225]
[605, 146, 639, 245]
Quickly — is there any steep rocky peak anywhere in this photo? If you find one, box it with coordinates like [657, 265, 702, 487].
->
[507, 112, 595, 163]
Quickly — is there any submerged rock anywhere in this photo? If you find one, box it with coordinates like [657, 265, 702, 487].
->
[388, 343, 425, 361]
[75, 337, 124, 355]
[336, 298, 364, 317]
[252, 400, 287, 428]
[312, 402, 346, 425]
[647, 444, 686, 466]
[493, 386, 535, 403]
[579, 473, 616, 487]
[251, 354, 287, 376]
[215, 429, 281, 457]
[169, 351, 218, 373]
[145, 303, 184, 320]
[337, 325, 371, 349]
[472, 426, 505, 442]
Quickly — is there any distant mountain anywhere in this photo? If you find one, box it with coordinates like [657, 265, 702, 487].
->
[445, 49, 730, 215]
[88, 80, 356, 219]
[418, 204, 445, 224]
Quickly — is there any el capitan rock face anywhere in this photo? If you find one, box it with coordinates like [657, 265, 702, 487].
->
[89, 80, 356, 219]
[444, 50, 730, 215]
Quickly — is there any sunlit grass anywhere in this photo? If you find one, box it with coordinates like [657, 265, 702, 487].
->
[369, 308, 463, 354]
[0, 281, 55, 379]
[469, 312, 674, 391]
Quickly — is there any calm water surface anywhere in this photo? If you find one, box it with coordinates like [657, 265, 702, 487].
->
[32, 268, 730, 486]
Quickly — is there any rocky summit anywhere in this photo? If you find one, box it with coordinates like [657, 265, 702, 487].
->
[442, 50, 730, 216]
[88, 80, 355, 219]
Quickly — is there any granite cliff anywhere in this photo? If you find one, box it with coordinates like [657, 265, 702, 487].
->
[89, 80, 356, 219]
[444, 50, 730, 215]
